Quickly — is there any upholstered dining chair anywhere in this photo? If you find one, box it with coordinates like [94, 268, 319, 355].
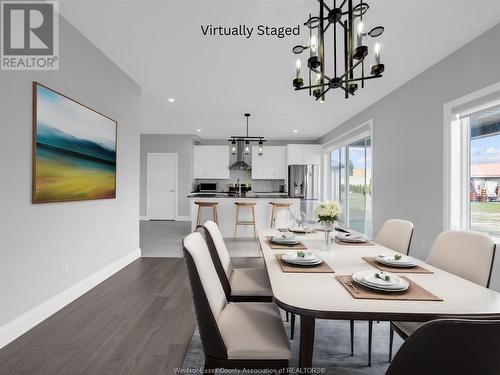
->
[183, 231, 291, 372]
[202, 221, 299, 339]
[386, 319, 500, 375]
[389, 230, 496, 361]
[201, 220, 273, 302]
[351, 219, 415, 366]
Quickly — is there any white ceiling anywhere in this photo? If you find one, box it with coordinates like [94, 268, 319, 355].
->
[59, 0, 500, 140]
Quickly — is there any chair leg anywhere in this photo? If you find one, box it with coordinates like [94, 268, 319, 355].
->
[286, 311, 289, 322]
[350, 320, 354, 356]
[196, 206, 202, 226]
[368, 320, 373, 367]
[290, 313, 296, 340]
[233, 206, 239, 239]
[251, 205, 257, 238]
[389, 324, 394, 362]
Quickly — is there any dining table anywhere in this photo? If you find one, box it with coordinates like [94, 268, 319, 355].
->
[258, 228, 500, 368]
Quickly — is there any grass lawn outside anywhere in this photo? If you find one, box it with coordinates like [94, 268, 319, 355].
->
[470, 201, 500, 234]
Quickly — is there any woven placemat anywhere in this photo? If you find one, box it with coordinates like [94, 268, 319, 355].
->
[266, 237, 307, 250]
[336, 275, 442, 301]
[275, 254, 334, 273]
[334, 238, 375, 246]
[363, 257, 433, 274]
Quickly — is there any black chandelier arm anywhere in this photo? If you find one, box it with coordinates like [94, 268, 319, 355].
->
[323, 22, 331, 33]
[338, 0, 347, 10]
[343, 74, 382, 84]
[316, 0, 331, 12]
[294, 82, 330, 91]
[338, 57, 363, 81]
[315, 87, 331, 100]
[310, 67, 332, 82]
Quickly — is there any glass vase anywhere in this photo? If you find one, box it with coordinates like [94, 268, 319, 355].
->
[322, 221, 335, 250]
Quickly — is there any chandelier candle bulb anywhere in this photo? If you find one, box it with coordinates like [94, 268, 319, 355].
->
[310, 34, 318, 56]
[374, 43, 381, 65]
[296, 58, 302, 78]
[356, 21, 364, 48]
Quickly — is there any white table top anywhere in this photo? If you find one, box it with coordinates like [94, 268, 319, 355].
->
[259, 229, 500, 321]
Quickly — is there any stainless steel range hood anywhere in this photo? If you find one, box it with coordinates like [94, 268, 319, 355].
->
[229, 140, 251, 170]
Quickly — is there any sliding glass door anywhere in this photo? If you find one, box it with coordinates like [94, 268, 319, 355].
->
[328, 135, 372, 236]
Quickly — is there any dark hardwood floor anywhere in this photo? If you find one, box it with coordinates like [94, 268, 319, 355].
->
[0, 258, 196, 375]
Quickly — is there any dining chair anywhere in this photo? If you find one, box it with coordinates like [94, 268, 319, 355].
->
[202, 221, 299, 339]
[183, 231, 291, 372]
[351, 219, 414, 366]
[201, 220, 273, 303]
[389, 230, 496, 361]
[386, 319, 500, 375]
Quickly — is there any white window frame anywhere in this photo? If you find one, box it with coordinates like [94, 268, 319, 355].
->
[443, 81, 500, 231]
[322, 120, 374, 235]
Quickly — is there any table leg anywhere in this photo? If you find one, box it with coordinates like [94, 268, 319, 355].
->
[299, 315, 315, 368]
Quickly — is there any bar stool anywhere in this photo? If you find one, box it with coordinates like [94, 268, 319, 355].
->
[269, 202, 293, 228]
[195, 202, 219, 227]
[234, 202, 257, 238]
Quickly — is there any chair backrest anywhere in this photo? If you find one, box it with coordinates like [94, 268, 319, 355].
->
[426, 230, 496, 287]
[386, 319, 500, 375]
[202, 221, 233, 298]
[183, 231, 227, 359]
[374, 219, 414, 255]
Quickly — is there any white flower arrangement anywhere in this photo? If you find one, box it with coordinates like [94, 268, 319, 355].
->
[314, 200, 341, 224]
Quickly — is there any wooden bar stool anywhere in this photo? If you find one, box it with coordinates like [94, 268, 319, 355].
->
[269, 202, 292, 228]
[194, 202, 219, 227]
[234, 202, 257, 238]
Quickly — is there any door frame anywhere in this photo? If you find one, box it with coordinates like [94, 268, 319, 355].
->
[147, 153, 178, 220]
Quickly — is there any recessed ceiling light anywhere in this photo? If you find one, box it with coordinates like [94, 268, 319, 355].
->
[168, 98, 175, 103]
[196, 129, 202, 132]
[293, 129, 298, 133]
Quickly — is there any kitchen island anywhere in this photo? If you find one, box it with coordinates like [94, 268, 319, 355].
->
[188, 194, 300, 238]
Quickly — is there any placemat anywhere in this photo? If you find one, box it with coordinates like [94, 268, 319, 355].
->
[266, 237, 307, 250]
[276, 254, 334, 273]
[362, 257, 433, 274]
[336, 275, 442, 301]
[334, 238, 375, 246]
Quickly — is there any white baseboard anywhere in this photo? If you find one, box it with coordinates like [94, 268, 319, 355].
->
[140, 216, 149, 221]
[176, 216, 191, 222]
[0, 248, 141, 349]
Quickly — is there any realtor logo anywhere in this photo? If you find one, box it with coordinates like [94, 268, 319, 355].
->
[1, 0, 59, 70]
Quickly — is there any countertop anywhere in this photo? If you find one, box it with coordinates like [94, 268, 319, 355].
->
[187, 193, 291, 198]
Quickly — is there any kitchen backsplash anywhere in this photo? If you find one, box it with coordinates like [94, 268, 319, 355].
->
[194, 171, 285, 192]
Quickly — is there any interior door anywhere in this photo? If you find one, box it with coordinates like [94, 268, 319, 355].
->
[147, 154, 177, 220]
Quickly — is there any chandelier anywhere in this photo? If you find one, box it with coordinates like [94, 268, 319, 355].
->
[292, 0, 385, 102]
[228, 113, 266, 157]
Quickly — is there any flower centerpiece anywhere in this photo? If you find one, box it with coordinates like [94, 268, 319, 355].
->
[314, 201, 342, 249]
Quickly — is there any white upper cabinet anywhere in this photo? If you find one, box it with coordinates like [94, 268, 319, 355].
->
[193, 145, 230, 179]
[286, 144, 322, 165]
[251, 146, 287, 180]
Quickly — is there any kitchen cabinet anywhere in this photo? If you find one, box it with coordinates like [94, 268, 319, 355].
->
[286, 144, 323, 165]
[193, 145, 230, 179]
[251, 146, 287, 180]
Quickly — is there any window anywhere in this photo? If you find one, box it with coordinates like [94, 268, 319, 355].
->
[326, 123, 373, 236]
[446, 99, 500, 236]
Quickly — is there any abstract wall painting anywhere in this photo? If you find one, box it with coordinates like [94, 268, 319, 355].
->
[32, 82, 117, 203]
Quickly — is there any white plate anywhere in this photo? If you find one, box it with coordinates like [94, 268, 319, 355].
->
[335, 233, 368, 243]
[271, 236, 300, 245]
[282, 253, 323, 266]
[376, 255, 417, 267]
[289, 227, 314, 234]
[352, 271, 409, 291]
[284, 258, 324, 266]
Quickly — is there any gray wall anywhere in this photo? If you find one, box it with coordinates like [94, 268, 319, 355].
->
[320, 23, 500, 290]
[140, 134, 197, 217]
[0, 17, 141, 326]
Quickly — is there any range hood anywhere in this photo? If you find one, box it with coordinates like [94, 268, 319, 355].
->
[229, 140, 251, 170]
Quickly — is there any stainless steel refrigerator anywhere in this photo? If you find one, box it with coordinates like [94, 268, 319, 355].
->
[288, 165, 320, 223]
